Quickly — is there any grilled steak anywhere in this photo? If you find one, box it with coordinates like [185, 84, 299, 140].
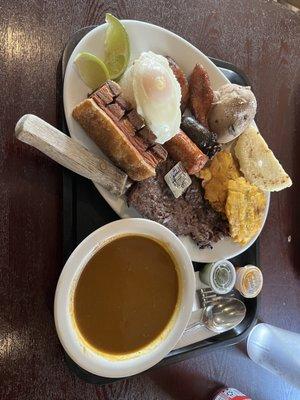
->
[127, 159, 228, 248]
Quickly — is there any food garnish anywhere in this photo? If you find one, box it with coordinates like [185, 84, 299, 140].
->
[200, 151, 240, 213]
[235, 126, 292, 191]
[208, 84, 257, 143]
[181, 116, 221, 158]
[225, 177, 266, 245]
[74, 14, 130, 88]
[74, 52, 109, 90]
[119, 51, 181, 144]
[189, 64, 214, 127]
[104, 13, 130, 80]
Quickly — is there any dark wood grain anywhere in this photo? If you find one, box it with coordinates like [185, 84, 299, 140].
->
[0, 1, 299, 399]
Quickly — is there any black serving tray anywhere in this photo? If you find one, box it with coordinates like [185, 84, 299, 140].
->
[60, 26, 259, 385]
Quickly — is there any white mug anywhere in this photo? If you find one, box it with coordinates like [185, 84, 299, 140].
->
[54, 218, 195, 378]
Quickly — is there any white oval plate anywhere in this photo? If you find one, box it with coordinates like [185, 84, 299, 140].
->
[63, 20, 270, 263]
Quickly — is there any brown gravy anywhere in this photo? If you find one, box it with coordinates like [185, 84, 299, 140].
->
[73, 235, 179, 355]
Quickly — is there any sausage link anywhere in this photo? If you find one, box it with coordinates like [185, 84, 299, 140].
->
[164, 130, 208, 175]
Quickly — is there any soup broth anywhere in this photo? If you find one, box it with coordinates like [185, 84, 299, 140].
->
[73, 235, 179, 356]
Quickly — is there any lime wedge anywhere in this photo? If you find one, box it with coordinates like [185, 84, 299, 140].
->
[104, 13, 130, 80]
[74, 52, 109, 90]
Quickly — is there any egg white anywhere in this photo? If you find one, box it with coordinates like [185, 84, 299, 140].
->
[120, 51, 181, 144]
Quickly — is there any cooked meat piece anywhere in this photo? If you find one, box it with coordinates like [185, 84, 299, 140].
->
[127, 159, 228, 248]
[94, 84, 114, 104]
[143, 150, 160, 168]
[189, 64, 214, 127]
[127, 135, 148, 153]
[150, 144, 168, 162]
[88, 80, 167, 174]
[115, 95, 133, 112]
[127, 109, 145, 130]
[117, 117, 136, 136]
[164, 130, 208, 175]
[107, 80, 122, 97]
[91, 95, 120, 123]
[138, 126, 157, 146]
[106, 103, 125, 121]
[166, 56, 190, 112]
[181, 116, 221, 158]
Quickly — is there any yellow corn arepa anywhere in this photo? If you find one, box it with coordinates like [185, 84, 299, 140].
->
[199, 151, 240, 213]
[225, 177, 266, 245]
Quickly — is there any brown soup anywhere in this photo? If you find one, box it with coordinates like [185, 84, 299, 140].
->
[73, 235, 179, 356]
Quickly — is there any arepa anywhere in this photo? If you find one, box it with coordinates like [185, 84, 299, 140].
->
[235, 126, 292, 191]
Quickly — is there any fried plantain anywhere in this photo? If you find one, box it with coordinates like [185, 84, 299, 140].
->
[189, 64, 214, 127]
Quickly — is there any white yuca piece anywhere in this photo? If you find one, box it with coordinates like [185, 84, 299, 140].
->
[235, 126, 292, 192]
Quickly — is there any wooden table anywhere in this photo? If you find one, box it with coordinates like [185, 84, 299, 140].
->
[1, 1, 299, 399]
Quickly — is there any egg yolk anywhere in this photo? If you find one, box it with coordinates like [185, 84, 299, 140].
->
[142, 70, 172, 102]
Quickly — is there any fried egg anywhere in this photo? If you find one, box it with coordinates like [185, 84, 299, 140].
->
[119, 51, 181, 144]
[119, 64, 136, 107]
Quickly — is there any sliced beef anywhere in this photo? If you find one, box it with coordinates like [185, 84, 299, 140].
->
[127, 159, 228, 248]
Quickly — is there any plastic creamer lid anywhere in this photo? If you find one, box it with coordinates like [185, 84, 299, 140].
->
[235, 265, 263, 298]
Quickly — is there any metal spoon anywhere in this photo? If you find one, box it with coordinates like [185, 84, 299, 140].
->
[186, 298, 246, 333]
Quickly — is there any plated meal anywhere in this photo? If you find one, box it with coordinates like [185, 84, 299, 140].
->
[65, 14, 292, 261]
[13, 15, 292, 380]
